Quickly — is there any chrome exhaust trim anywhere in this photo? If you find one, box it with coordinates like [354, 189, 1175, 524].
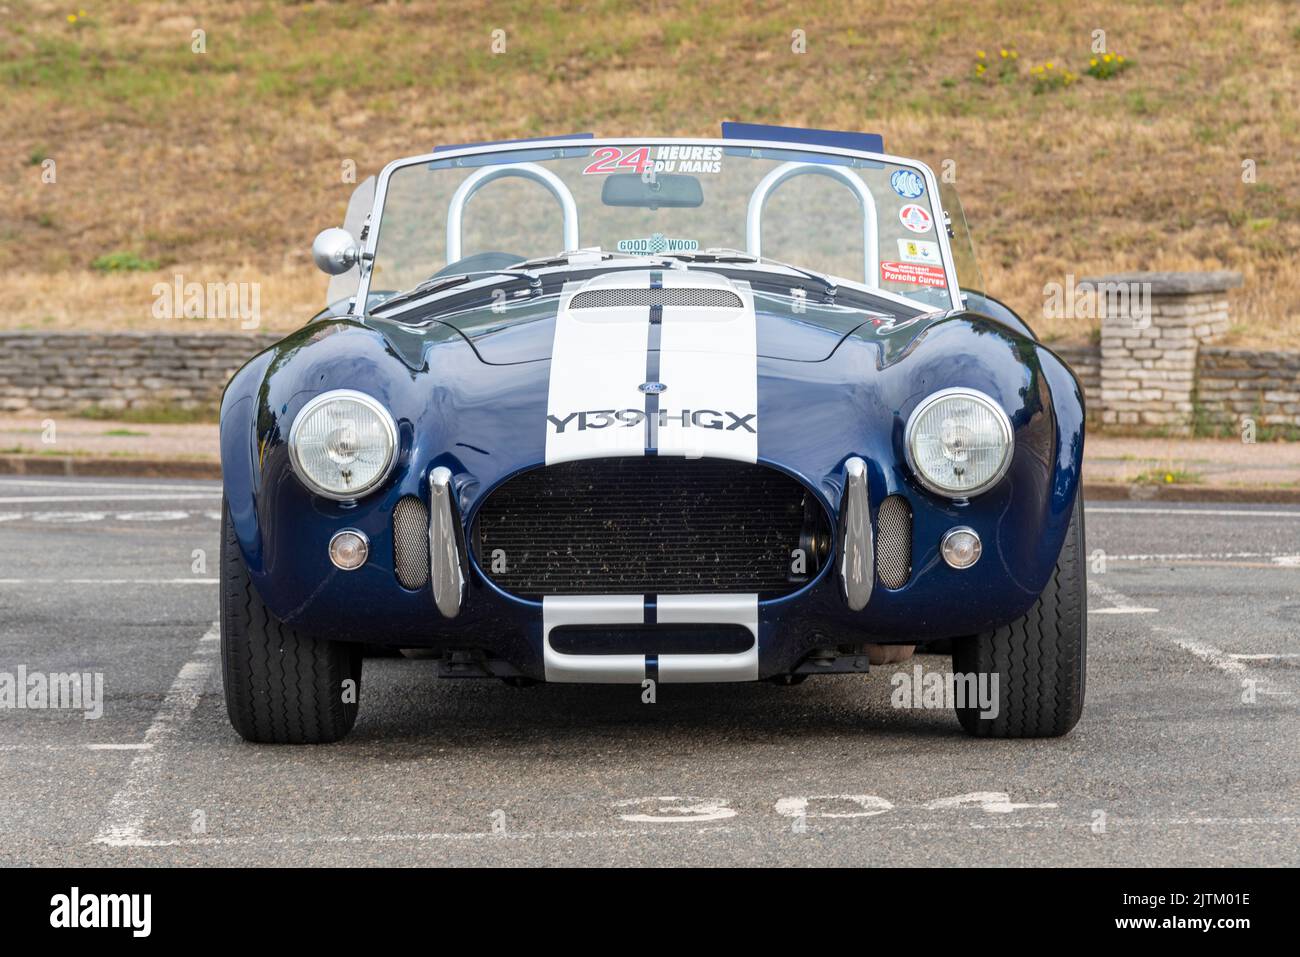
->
[838, 456, 873, 611]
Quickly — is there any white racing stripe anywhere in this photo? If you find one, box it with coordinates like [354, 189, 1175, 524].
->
[544, 269, 759, 464]
[545, 273, 652, 464]
[653, 271, 758, 463]
[542, 593, 759, 683]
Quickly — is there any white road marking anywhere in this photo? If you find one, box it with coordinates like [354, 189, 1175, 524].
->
[0, 579, 217, 585]
[0, 478, 220, 492]
[86, 816, 1300, 849]
[1107, 551, 1287, 562]
[0, 493, 219, 505]
[1087, 579, 1158, 613]
[1228, 653, 1300, 661]
[92, 622, 219, 847]
[0, 743, 154, 752]
[1087, 506, 1300, 519]
[1092, 579, 1292, 697]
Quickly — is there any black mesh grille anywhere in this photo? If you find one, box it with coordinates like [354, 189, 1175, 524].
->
[475, 458, 825, 598]
[569, 287, 743, 310]
[876, 495, 912, 589]
[393, 496, 429, 589]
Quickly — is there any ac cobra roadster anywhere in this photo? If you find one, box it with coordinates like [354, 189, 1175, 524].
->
[219, 124, 1086, 743]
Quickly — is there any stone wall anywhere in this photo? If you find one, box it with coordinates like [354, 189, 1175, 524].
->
[1087, 271, 1240, 432]
[1197, 348, 1300, 430]
[0, 332, 279, 414]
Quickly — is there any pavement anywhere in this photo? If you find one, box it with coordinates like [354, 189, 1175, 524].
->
[3, 416, 1299, 500]
[0, 476, 1296, 866]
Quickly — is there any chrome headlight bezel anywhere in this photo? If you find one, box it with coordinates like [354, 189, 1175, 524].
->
[287, 389, 398, 501]
[903, 387, 1014, 499]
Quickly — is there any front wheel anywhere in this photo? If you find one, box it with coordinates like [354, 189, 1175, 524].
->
[220, 502, 362, 744]
[951, 494, 1086, 738]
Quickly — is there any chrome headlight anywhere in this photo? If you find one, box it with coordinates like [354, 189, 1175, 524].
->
[904, 388, 1013, 498]
[288, 390, 397, 500]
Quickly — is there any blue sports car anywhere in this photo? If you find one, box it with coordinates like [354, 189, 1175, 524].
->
[219, 125, 1086, 743]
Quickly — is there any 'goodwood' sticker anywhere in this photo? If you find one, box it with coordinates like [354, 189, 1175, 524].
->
[880, 261, 948, 288]
[898, 204, 933, 233]
[617, 233, 699, 254]
[896, 238, 942, 265]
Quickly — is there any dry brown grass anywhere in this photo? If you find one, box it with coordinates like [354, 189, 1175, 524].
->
[3, 0, 1298, 343]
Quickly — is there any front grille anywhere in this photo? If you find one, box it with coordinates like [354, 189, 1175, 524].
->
[392, 496, 429, 589]
[475, 458, 827, 598]
[569, 287, 743, 310]
[876, 495, 912, 589]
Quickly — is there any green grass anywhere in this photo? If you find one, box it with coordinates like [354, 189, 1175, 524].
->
[90, 251, 160, 273]
[76, 403, 217, 425]
[102, 428, 148, 437]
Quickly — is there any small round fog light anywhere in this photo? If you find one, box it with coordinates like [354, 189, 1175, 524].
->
[941, 527, 982, 569]
[329, 529, 369, 570]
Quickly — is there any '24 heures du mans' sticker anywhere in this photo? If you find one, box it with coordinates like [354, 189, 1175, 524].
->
[898, 204, 933, 234]
[880, 261, 947, 288]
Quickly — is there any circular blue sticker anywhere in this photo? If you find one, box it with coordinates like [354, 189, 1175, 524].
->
[890, 169, 925, 199]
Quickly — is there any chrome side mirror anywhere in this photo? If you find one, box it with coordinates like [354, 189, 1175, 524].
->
[312, 227, 360, 275]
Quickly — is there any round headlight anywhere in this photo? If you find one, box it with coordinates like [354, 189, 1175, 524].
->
[288, 390, 397, 500]
[904, 388, 1013, 498]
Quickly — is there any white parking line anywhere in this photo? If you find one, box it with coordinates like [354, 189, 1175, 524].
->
[92, 622, 220, 847]
[1090, 579, 1292, 697]
[0, 478, 220, 492]
[87, 815, 1300, 849]
[0, 579, 217, 585]
[0, 494, 220, 505]
[1087, 579, 1158, 614]
[1087, 506, 1300, 518]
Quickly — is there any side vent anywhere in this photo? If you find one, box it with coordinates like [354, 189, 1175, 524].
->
[876, 496, 912, 589]
[393, 496, 430, 589]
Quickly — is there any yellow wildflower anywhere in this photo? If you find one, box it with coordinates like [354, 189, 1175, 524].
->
[1103, 53, 1114, 62]
[1000, 49, 1008, 58]
[976, 50, 986, 59]
[1090, 57, 1098, 66]
[67, 12, 76, 21]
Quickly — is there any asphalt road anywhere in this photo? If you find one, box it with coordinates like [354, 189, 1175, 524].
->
[0, 476, 1296, 866]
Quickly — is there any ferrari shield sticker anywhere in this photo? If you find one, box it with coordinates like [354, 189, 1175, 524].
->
[898, 204, 933, 233]
[890, 169, 925, 199]
[880, 261, 947, 288]
[896, 238, 942, 265]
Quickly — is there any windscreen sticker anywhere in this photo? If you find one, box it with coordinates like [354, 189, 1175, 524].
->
[583, 147, 653, 174]
[896, 238, 942, 265]
[890, 169, 926, 199]
[617, 233, 700, 253]
[880, 261, 948, 288]
[649, 145, 723, 174]
[583, 146, 723, 175]
[898, 204, 933, 233]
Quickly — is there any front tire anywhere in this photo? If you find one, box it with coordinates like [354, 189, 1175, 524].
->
[220, 502, 362, 744]
[951, 494, 1086, 738]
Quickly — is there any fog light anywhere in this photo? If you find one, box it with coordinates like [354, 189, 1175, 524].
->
[940, 527, 981, 569]
[329, 529, 369, 570]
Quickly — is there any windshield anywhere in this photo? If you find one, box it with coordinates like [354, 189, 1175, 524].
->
[364, 139, 960, 311]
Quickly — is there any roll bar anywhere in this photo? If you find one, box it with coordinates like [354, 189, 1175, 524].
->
[745, 161, 878, 285]
[445, 162, 579, 263]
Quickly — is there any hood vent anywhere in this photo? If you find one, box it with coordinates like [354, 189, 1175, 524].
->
[569, 287, 743, 310]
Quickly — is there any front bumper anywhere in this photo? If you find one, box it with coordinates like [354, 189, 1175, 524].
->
[233, 447, 1074, 682]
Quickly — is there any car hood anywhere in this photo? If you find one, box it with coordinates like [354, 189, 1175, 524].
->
[374, 268, 902, 365]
